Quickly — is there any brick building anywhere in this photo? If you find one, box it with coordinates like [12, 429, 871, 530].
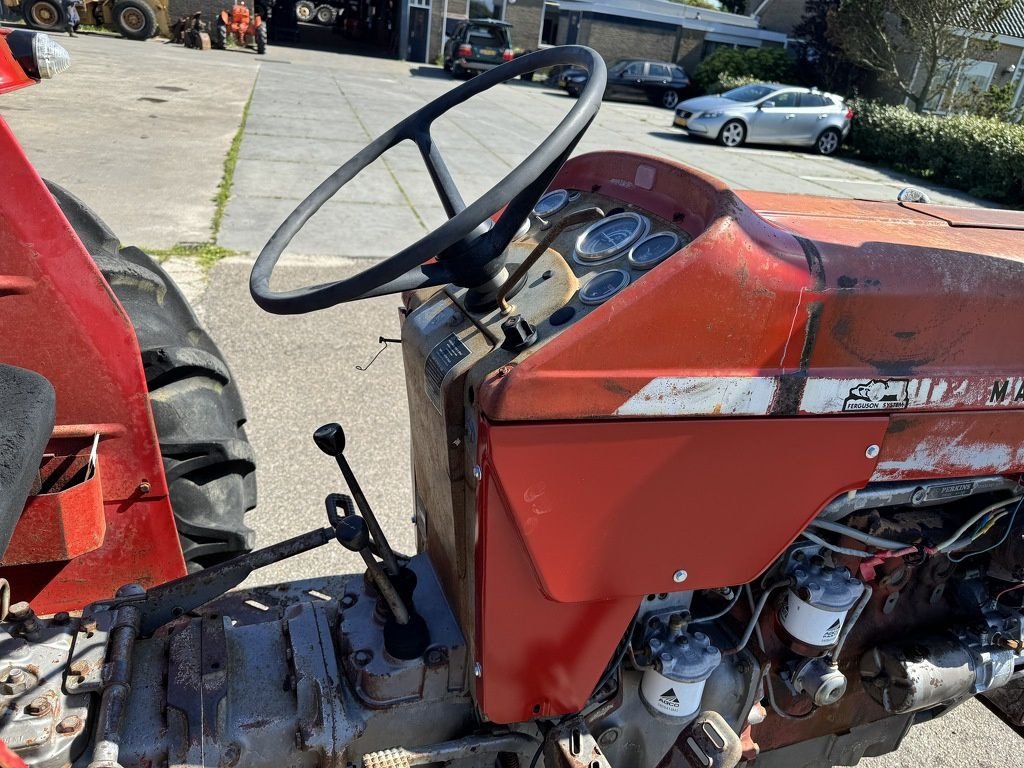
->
[424, 0, 788, 70]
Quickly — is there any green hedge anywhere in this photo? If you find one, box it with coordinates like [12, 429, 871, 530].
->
[847, 99, 1024, 205]
[692, 48, 795, 94]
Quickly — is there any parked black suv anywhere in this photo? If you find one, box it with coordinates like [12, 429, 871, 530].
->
[561, 58, 692, 109]
[443, 19, 513, 78]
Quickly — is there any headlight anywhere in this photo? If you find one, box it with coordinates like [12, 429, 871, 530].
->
[700, 111, 724, 119]
[33, 33, 72, 79]
[5, 29, 72, 80]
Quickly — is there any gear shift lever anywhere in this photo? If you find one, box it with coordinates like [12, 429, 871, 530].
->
[314, 423, 429, 659]
[314, 422, 400, 576]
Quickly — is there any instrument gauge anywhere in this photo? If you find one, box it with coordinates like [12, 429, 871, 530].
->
[628, 232, 683, 270]
[533, 189, 570, 217]
[580, 269, 630, 305]
[574, 212, 650, 265]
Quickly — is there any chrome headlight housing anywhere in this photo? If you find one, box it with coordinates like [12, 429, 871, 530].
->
[32, 33, 72, 79]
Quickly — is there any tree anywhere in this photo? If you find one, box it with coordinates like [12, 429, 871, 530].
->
[793, 0, 870, 93]
[720, 0, 748, 12]
[829, 0, 1013, 112]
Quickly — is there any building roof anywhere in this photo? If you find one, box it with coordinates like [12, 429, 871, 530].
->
[983, 1, 1024, 40]
[557, 0, 789, 45]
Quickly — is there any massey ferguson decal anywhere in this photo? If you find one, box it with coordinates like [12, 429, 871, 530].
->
[616, 375, 1024, 416]
[989, 378, 1024, 405]
[842, 380, 910, 411]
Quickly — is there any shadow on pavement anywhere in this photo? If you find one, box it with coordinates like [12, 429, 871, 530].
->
[408, 66, 450, 80]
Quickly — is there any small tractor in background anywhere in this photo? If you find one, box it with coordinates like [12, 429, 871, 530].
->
[211, 0, 267, 54]
[3, 0, 169, 39]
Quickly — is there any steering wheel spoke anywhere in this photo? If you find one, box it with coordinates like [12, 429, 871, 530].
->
[250, 46, 607, 315]
[413, 130, 466, 219]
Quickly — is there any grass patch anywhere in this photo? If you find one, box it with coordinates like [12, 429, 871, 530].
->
[149, 242, 242, 269]
[211, 83, 255, 240]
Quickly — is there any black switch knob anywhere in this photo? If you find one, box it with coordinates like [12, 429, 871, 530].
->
[313, 423, 346, 456]
[501, 314, 538, 351]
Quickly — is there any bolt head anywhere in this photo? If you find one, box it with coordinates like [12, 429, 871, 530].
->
[865, 444, 880, 459]
[673, 569, 688, 583]
[26, 697, 50, 716]
[7, 602, 32, 621]
[56, 715, 82, 735]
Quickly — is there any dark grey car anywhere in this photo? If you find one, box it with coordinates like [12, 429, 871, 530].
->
[561, 58, 691, 109]
[673, 83, 853, 155]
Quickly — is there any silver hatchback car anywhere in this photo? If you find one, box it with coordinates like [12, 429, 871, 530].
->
[673, 83, 853, 155]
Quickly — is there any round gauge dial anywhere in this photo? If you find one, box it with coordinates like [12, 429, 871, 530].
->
[533, 189, 570, 217]
[628, 232, 683, 269]
[574, 212, 650, 265]
[580, 269, 630, 305]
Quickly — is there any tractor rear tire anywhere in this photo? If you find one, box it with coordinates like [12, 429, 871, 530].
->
[256, 22, 267, 54]
[22, 0, 64, 31]
[46, 181, 256, 571]
[113, 0, 158, 40]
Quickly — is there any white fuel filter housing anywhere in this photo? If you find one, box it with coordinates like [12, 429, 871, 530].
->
[639, 627, 721, 720]
[778, 562, 864, 649]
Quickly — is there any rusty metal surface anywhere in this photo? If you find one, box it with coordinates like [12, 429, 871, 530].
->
[545, 719, 613, 768]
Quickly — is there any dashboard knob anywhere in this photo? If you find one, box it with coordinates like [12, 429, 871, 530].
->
[501, 314, 538, 351]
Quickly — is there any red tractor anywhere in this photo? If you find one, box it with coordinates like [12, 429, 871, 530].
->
[1, 28, 1023, 768]
[211, 0, 268, 55]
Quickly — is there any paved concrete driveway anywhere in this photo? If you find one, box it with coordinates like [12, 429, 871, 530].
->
[2, 36, 1017, 768]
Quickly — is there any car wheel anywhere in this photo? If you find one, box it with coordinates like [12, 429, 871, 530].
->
[22, 0, 64, 31]
[443, 58, 452, 72]
[295, 0, 314, 22]
[313, 4, 334, 24]
[112, 0, 158, 40]
[718, 120, 746, 148]
[816, 127, 842, 156]
[661, 90, 679, 109]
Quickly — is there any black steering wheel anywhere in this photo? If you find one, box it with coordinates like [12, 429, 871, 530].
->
[249, 46, 606, 315]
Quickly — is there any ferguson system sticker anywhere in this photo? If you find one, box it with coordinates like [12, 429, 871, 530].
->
[842, 379, 910, 411]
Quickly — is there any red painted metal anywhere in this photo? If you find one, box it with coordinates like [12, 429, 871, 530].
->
[473, 415, 884, 723]
[483, 416, 887, 603]
[0, 116, 186, 613]
[475, 425, 639, 724]
[2, 453, 106, 565]
[0, 29, 34, 96]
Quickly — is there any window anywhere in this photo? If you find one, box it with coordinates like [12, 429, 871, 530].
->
[766, 91, 800, 108]
[799, 93, 828, 108]
[468, 24, 508, 47]
[648, 63, 671, 79]
[540, 2, 559, 45]
[622, 62, 643, 78]
[722, 84, 774, 102]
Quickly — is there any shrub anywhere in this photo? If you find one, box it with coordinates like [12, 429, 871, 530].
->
[715, 74, 762, 93]
[693, 48, 796, 94]
[846, 99, 1024, 205]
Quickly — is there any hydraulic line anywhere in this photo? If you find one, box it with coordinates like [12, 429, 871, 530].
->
[809, 520, 911, 550]
[722, 579, 791, 656]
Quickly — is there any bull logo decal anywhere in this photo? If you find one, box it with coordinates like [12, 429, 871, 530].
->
[843, 379, 909, 411]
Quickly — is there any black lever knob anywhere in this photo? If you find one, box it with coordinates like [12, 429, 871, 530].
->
[313, 422, 346, 456]
[501, 314, 537, 351]
[335, 515, 370, 553]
